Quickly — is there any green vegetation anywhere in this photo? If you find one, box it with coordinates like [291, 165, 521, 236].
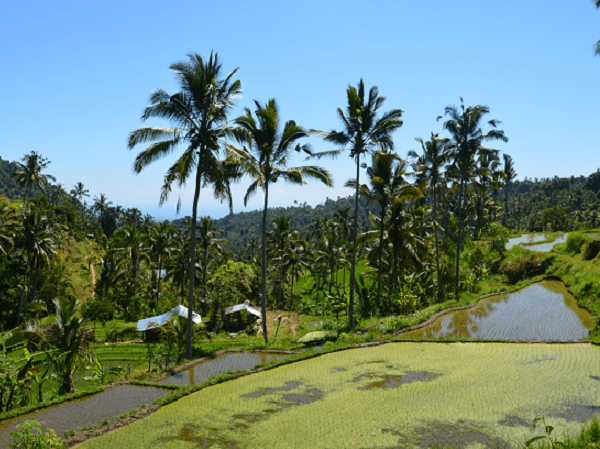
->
[2, 48, 600, 448]
[78, 343, 600, 449]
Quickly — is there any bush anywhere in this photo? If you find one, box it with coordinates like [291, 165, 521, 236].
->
[499, 252, 549, 284]
[566, 232, 585, 254]
[9, 420, 65, 449]
[582, 240, 600, 260]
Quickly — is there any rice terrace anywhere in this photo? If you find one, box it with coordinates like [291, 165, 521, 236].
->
[2, 2, 600, 448]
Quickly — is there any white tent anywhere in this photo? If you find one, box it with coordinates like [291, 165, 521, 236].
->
[225, 303, 261, 317]
[136, 305, 202, 332]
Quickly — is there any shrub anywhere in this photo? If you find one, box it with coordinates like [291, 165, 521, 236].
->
[566, 232, 585, 254]
[499, 252, 549, 284]
[9, 420, 65, 449]
[582, 240, 600, 260]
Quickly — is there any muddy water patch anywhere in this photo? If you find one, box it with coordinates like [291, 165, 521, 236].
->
[387, 421, 511, 449]
[0, 385, 169, 448]
[399, 281, 594, 341]
[240, 380, 302, 398]
[163, 351, 292, 386]
[357, 371, 440, 390]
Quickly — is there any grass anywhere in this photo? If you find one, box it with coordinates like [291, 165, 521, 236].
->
[77, 343, 600, 449]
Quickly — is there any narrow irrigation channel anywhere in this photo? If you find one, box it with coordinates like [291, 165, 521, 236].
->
[0, 384, 170, 448]
[505, 233, 567, 252]
[157, 351, 296, 386]
[398, 281, 594, 341]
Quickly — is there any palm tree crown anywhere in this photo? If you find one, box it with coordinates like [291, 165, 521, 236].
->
[127, 52, 242, 359]
[311, 80, 403, 328]
[228, 98, 333, 341]
[10, 151, 56, 203]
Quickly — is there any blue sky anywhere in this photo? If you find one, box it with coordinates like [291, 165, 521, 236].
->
[1, 0, 599, 220]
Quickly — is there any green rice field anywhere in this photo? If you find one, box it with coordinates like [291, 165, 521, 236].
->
[79, 343, 600, 449]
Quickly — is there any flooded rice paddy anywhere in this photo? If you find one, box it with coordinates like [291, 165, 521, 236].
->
[0, 384, 169, 448]
[81, 343, 600, 449]
[505, 233, 567, 252]
[163, 352, 293, 386]
[399, 281, 594, 341]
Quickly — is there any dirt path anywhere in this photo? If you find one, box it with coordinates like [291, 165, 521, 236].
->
[89, 263, 96, 299]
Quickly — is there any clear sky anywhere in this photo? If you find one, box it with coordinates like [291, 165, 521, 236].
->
[1, 1, 599, 220]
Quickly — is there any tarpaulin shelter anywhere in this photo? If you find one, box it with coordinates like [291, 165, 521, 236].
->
[224, 301, 261, 333]
[136, 305, 202, 332]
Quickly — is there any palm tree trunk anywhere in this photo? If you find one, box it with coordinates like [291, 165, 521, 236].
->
[261, 183, 270, 343]
[17, 264, 31, 326]
[433, 186, 442, 301]
[348, 157, 360, 329]
[455, 179, 465, 297]
[377, 208, 385, 310]
[186, 151, 203, 360]
[288, 261, 295, 311]
[157, 256, 162, 310]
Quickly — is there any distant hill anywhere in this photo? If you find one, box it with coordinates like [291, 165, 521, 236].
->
[210, 195, 379, 250]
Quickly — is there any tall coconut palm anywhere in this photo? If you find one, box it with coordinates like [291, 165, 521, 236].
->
[145, 223, 175, 309]
[92, 194, 113, 217]
[70, 182, 89, 203]
[10, 152, 56, 204]
[47, 297, 92, 394]
[409, 134, 451, 300]
[227, 99, 333, 342]
[109, 225, 150, 305]
[442, 99, 508, 295]
[350, 151, 419, 308]
[502, 154, 517, 220]
[311, 80, 403, 328]
[18, 197, 62, 324]
[128, 52, 241, 359]
[196, 217, 226, 316]
[0, 204, 16, 259]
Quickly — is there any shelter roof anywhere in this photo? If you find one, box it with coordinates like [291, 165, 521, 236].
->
[136, 305, 201, 332]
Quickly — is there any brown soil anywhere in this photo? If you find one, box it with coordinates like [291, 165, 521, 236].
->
[89, 263, 96, 299]
[265, 310, 302, 340]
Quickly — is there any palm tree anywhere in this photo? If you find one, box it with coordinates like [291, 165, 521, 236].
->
[47, 297, 92, 393]
[267, 213, 292, 308]
[442, 99, 508, 295]
[109, 225, 150, 305]
[92, 194, 113, 217]
[145, 223, 175, 309]
[502, 154, 517, 221]
[70, 182, 89, 203]
[196, 217, 225, 316]
[10, 152, 56, 204]
[0, 204, 16, 258]
[311, 80, 403, 328]
[351, 151, 419, 308]
[228, 99, 333, 342]
[128, 52, 241, 359]
[18, 197, 62, 324]
[409, 134, 451, 300]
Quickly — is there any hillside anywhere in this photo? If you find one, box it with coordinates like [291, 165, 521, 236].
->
[0, 156, 45, 200]
[210, 195, 380, 249]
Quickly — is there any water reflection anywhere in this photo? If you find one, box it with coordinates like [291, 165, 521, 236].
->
[0, 385, 169, 448]
[506, 233, 567, 252]
[163, 352, 292, 386]
[399, 282, 594, 341]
